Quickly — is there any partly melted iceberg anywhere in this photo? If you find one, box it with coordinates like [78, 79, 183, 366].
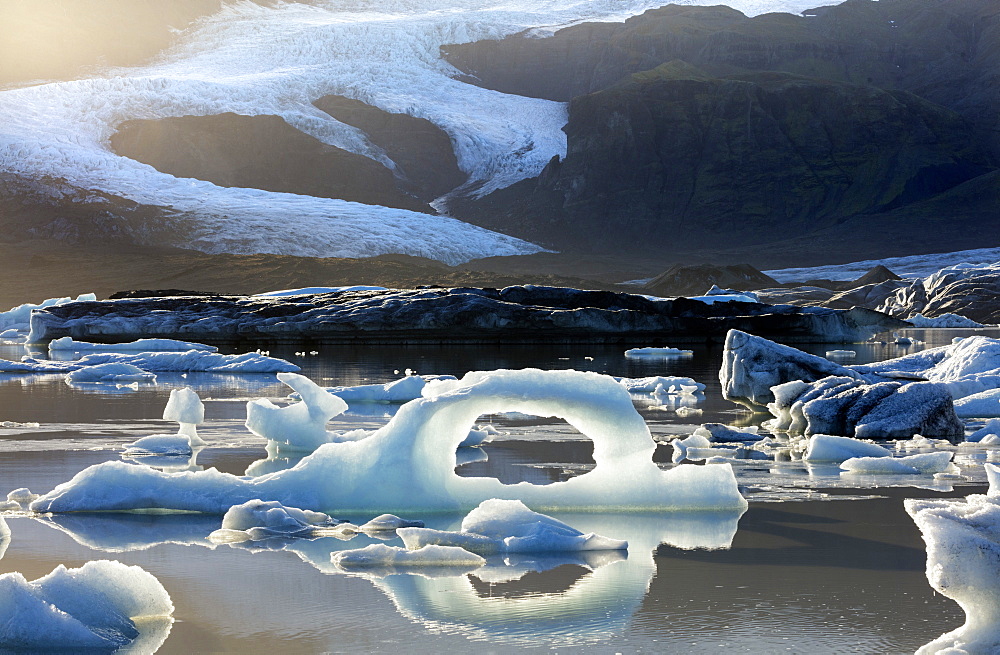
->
[907, 464, 1000, 654]
[31, 369, 748, 514]
[0, 560, 174, 650]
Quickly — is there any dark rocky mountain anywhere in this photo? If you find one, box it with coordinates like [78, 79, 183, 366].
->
[641, 263, 778, 297]
[313, 95, 467, 202]
[110, 113, 433, 213]
[445, 0, 1000, 259]
[453, 68, 993, 253]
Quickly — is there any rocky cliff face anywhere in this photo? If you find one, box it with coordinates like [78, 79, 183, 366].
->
[454, 69, 993, 253]
[445, 0, 1000, 259]
[110, 113, 433, 213]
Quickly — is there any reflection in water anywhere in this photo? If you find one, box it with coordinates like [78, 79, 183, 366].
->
[366, 512, 743, 646]
[27, 507, 744, 647]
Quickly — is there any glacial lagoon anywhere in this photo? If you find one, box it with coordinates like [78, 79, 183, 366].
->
[1, 330, 996, 652]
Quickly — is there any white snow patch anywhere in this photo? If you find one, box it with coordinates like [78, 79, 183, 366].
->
[841, 451, 955, 475]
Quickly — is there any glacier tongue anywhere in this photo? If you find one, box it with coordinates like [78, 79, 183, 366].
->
[0, 0, 838, 263]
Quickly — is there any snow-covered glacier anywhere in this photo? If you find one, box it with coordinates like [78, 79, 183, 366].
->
[0, 0, 840, 264]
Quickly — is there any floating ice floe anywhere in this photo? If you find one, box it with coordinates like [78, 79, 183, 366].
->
[49, 336, 218, 352]
[907, 313, 989, 328]
[955, 390, 1000, 418]
[623, 347, 694, 359]
[906, 463, 1000, 654]
[801, 435, 893, 463]
[65, 362, 157, 384]
[616, 375, 705, 395]
[209, 499, 344, 543]
[0, 560, 174, 650]
[968, 420, 1000, 443]
[5, 488, 38, 509]
[691, 423, 762, 443]
[825, 350, 857, 360]
[765, 375, 963, 439]
[360, 514, 426, 532]
[841, 451, 955, 475]
[398, 499, 628, 556]
[320, 374, 456, 404]
[459, 424, 500, 448]
[332, 544, 486, 570]
[123, 387, 207, 457]
[0, 350, 298, 375]
[30, 369, 748, 514]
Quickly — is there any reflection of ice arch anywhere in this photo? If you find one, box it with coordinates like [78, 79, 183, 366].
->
[32, 369, 747, 514]
[369, 512, 744, 646]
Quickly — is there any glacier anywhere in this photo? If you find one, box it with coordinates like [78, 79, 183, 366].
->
[1, 0, 840, 263]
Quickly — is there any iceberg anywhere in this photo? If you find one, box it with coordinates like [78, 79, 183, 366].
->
[956, 390, 1000, 418]
[31, 368, 748, 514]
[64, 362, 156, 384]
[616, 375, 705, 395]
[0, 293, 95, 333]
[907, 313, 989, 328]
[123, 387, 207, 456]
[802, 435, 893, 463]
[49, 336, 217, 352]
[691, 423, 762, 443]
[322, 374, 455, 404]
[0, 560, 173, 650]
[841, 451, 954, 475]
[765, 375, 963, 439]
[360, 514, 426, 532]
[332, 544, 486, 570]
[624, 347, 694, 359]
[398, 499, 627, 556]
[247, 372, 350, 452]
[209, 499, 343, 542]
[0, 350, 298, 374]
[907, 464, 1000, 654]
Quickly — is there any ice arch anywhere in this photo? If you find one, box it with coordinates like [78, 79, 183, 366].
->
[32, 369, 747, 514]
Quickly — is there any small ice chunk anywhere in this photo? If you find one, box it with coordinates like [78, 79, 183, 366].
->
[359, 514, 426, 531]
[6, 488, 37, 505]
[122, 434, 194, 457]
[162, 387, 205, 444]
[841, 451, 954, 474]
[804, 434, 892, 462]
[399, 499, 627, 555]
[246, 372, 349, 452]
[459, 424, 500, 448]
[209, 499, 338, 542]
[670, 434, 712, 463]
[332, 543, 485, 569]
[65, 363, 156, 384]
[969, 420, 1000, 443]
[981, 434, 1000, 446]
[692, 423, 762, 443]
[825, 350, 857, 359]
[616, 375, 705, 394]
[624, 347, 694, 359]
[0, 560, 172, 649]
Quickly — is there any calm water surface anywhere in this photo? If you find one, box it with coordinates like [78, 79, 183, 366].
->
[1, 329, 997, 653]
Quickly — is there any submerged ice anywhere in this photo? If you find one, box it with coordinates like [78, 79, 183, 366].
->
[31, 368, 748, 514]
